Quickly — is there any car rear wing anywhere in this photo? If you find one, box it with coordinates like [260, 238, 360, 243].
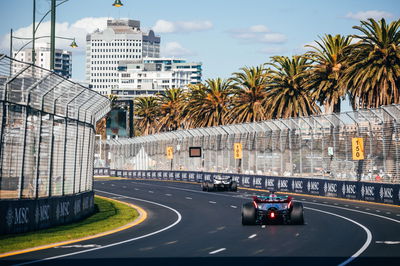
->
[252, 196, 292, 203]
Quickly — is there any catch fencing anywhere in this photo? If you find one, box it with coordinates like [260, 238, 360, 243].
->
[0, 55, 110, 234]
[97, 104, 400, 184]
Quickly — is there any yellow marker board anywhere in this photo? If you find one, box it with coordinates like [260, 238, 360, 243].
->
[352, 137, 364, 160]
[234, 143, 242, 159]
[166, 146, 174, 159]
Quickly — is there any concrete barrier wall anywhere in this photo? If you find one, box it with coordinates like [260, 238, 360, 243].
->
[95, 168, 400, 206]
[0, 191, 95, 235]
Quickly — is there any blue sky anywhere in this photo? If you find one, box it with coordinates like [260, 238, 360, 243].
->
[0, 0, 399, 85]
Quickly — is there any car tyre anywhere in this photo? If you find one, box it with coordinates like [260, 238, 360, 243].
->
[242, 202, 257, 225]
[230, 181, 238, 192]
[206, 182, 214, 192]
[290, 202, 304, 225]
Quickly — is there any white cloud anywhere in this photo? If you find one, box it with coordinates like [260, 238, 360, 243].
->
[229, 24, 287, 44]
[249, 25, 269, 33]
[260, 33, 287, 43]
[152, 19, 213, 33]
[162, 42, 195, 57]
[0, 17, 110, 56]
[259, 46, 287, 54]
[345, 10, 394, 21]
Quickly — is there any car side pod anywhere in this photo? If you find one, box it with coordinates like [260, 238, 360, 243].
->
[290, 202, 304, 225]
[242, 202, 257, 225]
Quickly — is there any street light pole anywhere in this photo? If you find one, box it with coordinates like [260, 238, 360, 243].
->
[9, 29, 13, 58]
[10, 28, 13, 74]
[50, 0, 56, 70]
[32, 0, 36, 64]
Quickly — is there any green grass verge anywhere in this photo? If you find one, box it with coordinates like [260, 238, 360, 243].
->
[0, 196, 139, 254]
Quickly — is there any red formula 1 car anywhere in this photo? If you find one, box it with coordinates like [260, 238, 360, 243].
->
[241, 193, 304, 225]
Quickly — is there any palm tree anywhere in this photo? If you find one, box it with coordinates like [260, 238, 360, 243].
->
[157, 88, 187, 132]
[304, 34, 352, 113]
[134, 96, 160, 136]
[341, 18, 400, 109]
[229, 65, 269, 123]
[266, 56, 320, 118]
[187, 78, 233, 128]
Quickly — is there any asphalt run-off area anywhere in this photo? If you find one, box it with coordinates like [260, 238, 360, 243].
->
[2, 179, 400, 266]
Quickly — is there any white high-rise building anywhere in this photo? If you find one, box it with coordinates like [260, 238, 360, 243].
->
[112, 58, 202, 98]
[12, 43, 72, 78]
[86, 19, 161, 95]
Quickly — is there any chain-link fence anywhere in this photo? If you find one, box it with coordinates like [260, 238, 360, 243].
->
[0, 55, 110, 199]
[97, 104, 400, 184]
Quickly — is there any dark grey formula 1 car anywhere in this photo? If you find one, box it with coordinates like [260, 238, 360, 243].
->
[242, 193, 304, 225]
[201, 175, 238, 192]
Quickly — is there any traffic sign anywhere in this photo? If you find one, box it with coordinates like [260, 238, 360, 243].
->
[166, 146, 174, 159]
[328, 147, 334, 156]
[234, 143, 242, 159]
[352, 138, 364, 160]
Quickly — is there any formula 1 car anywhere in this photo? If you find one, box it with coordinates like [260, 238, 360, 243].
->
[242, 193, 304, 225]
[201, 175, 238, 192]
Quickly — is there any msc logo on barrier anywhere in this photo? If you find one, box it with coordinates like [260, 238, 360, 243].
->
[277, 179, 288, 191]
[56, 202, 70, 220]
[253, 177, 262, 188]
[35, 204, 50, 224]
[242, 176, 251, 187]
[292, 180, 303, 192]
[6, 207, 29, 227]
[380, 187, 393, 201]
[204, 174, 212, 181]
[307, 181, 320, 193]
[324, 182, 337, 194]
[265, 178, 275, 190]
[342, 184, 356, 198]
[232, 176, 240, 183]
[361, 185, 375, 198]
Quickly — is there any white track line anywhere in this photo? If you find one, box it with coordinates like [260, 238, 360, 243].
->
[16, 190, 182, 265]
[248, 234, 257, 239]
[304, 201, 400, 224]
[305, 207, 372, 266]
[209, 248, 226, 254]
[230, 205, 237, 209]
[209, 201, 217, 204]
[150, 181, 400, 225]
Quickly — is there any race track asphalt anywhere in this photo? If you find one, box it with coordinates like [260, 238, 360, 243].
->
[2, 178, 400, 266]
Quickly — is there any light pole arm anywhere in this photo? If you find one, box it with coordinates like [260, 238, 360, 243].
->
[34, 0, 69, 33]
[13, 36, 75, 58]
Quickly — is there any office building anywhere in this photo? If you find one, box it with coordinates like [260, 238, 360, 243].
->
[86, 19, 161, 95]
[12, 43, 72, 78]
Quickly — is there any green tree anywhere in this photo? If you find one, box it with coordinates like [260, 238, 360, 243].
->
[341, 18, 400, 109]
[134, 96, 160, 136]
[266, 56, 320, 118]
[304, 34, 352, 113]
[157, 88, 187, 132]
[187, 78, 233, 127]
[230, 65, 269, 123]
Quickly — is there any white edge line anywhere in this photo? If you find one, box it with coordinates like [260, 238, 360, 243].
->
[209, 248, 226, 254]
[16, 190, 182, 266]
[305, 207, 372, 266]
[129, 180, 400, 224]
[304, 201, 400, 224]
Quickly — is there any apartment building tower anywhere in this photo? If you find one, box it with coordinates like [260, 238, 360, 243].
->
[86, 19, 161, 95]
[12, 43, 72, 78]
